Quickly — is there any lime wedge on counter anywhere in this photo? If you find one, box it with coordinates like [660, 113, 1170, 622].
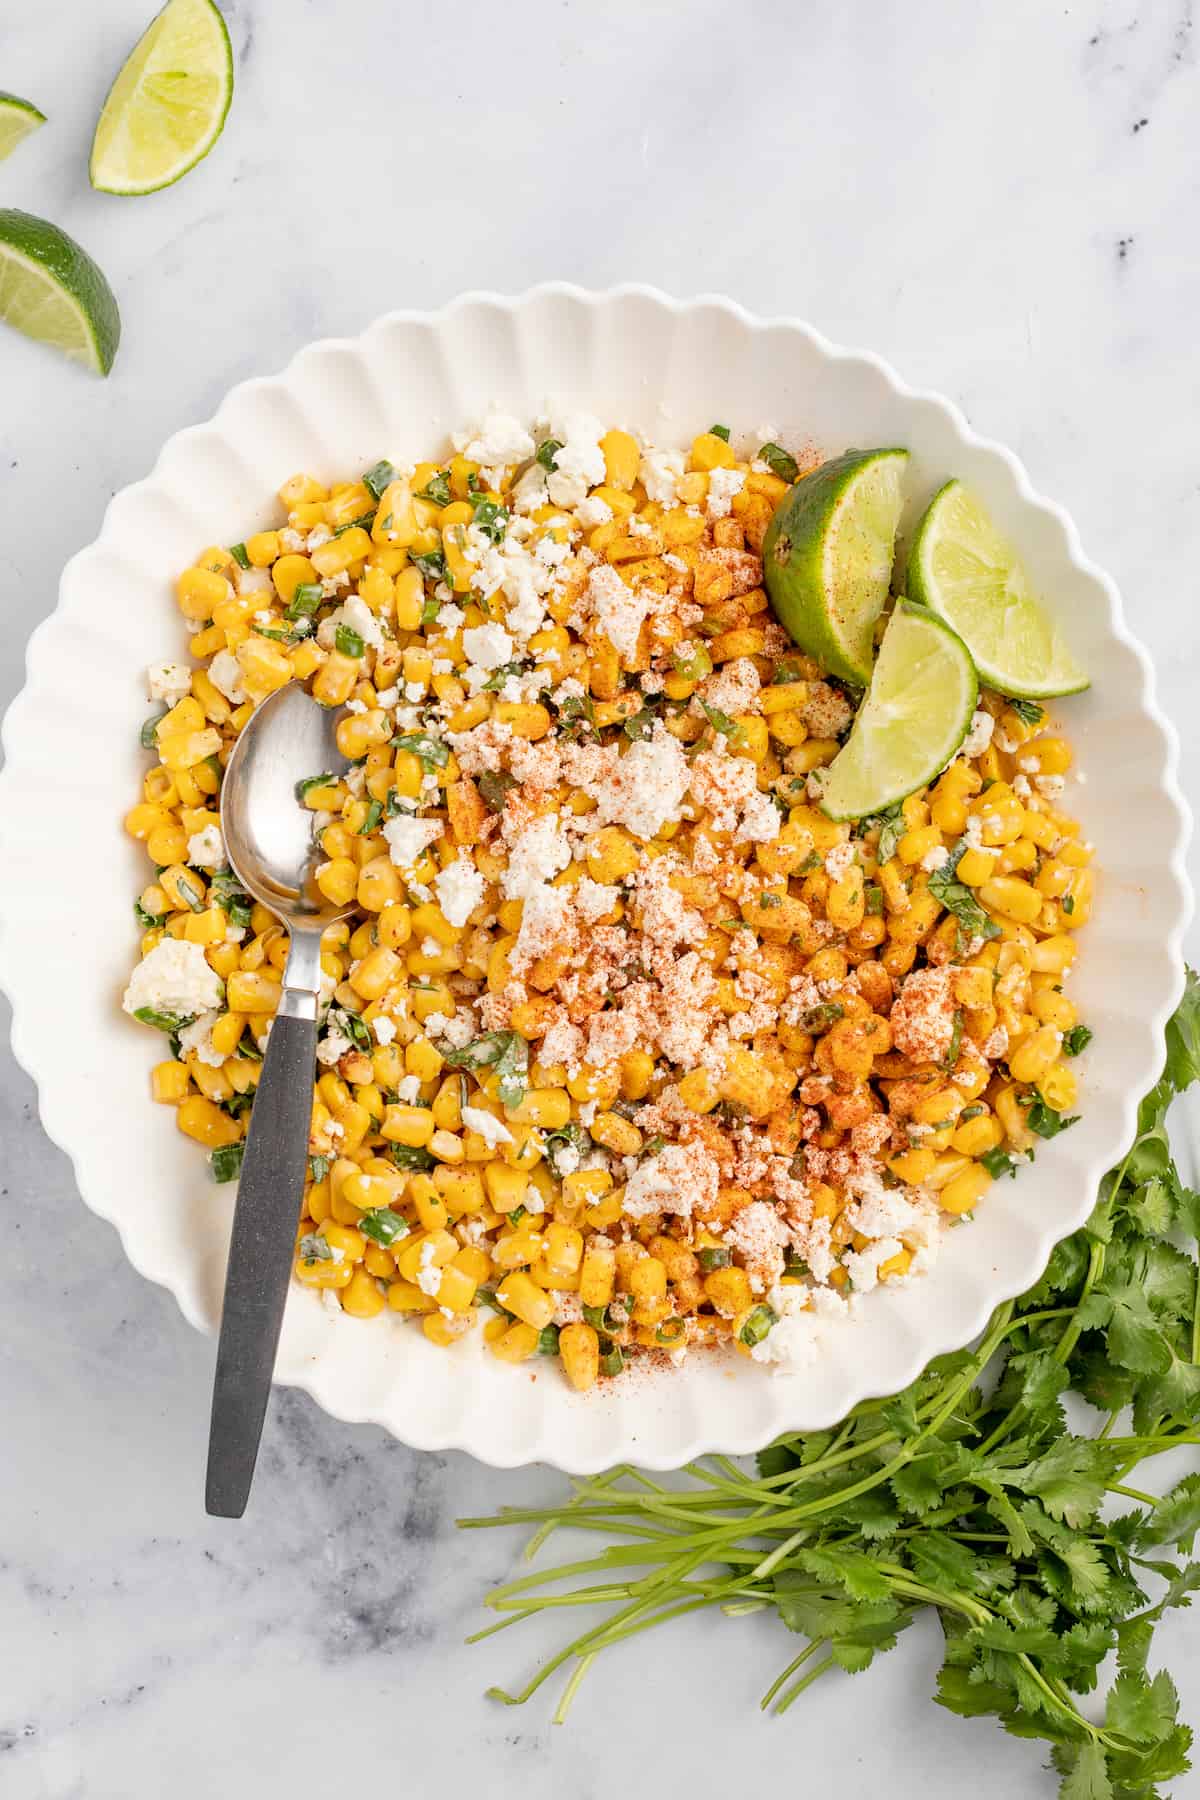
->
[818, 601, 977, 820]
[763, 447, 909, 687]
[906, 480, 1088, 698]
[0, 209, 121, 375]
[0, 92, 46, 161]
[90, 0, 233, 195]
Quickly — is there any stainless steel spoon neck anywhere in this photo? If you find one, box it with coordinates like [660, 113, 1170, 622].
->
[278, 924, 324, 1021]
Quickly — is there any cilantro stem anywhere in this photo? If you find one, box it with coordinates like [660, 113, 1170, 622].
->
[774, 1651, 836, 1714]
[760, 1638, 827, 1710]
[1052, 1238, 1106, 1365]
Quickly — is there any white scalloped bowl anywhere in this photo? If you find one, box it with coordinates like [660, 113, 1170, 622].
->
[0, 286, 1191, 1472]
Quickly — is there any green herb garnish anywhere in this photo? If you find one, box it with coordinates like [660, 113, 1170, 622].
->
[358, 1208, 409, 1248]
[140, 709, 167, 750]
[1064, 1025, 1093, 1058]
[478, 769, 518, 812]
[671, 642, 713, 682]
[536, 438, 562, 470]
[1010, 698, 1046, 728]
[928, 840, 1002, 944]
[1022, 1094, 1080, 1140]
[699, 700, 745, 744]
[708, 423, 731, 442]
[229, 542, 250, 569]
[391, 731, 449, 772]
[210, 1143, 245, 1184]
[537, 1324, 561, 1356]
[697, 1246, 732, 1271]
[335, 623, 365, 658]
[472, 498, 509, 543]
[358, 798, 383, 835]
[864, 883, 884, 916]
[286, 581, 323, 621]
[980, 1145, 1018, 1180]
[863, 801, 905, 866]
[389, 1143, 436, 1172]
[416, 471, 452, 507]
[462, 972, 1200, 1800]
[309, 1155, 331, 1184]
[543, 1121, 592, 1180]
[298, 1230, 333, 1261]
[363, 460, 398, 502]
[757, 442, 800, 483]
[295, 772, 336, 801]
[133, 1005, 193, 1033]
[444, 1030, 529, 1109]
[133, 898, 166, 931]
[737, 1303, 777, 1347]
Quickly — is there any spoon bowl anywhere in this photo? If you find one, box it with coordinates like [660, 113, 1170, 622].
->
[205, 681, 350, 1520]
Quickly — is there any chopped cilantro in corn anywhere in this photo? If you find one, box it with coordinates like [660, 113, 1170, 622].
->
[124, 416, 1094, 1388]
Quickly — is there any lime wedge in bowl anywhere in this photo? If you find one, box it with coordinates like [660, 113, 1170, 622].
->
[0, 209, 121, 375]
[763, 447, 908, 687]
[906, 479, 1088, 698]
[0, 92, 46, 161]
[90, 0, 233, 196]
[818, 601, 977, 820]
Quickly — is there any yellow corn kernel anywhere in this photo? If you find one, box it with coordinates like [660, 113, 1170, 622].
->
[1030, 934, 1078, 975]
[559, 1321, 600, 1391]
[505, 1087, 571, 1130]
[177, 1095, 241, 1148]
[347, 944, 402, 1002]
[951, 1111, 1004, 1157]
[978, 875, 1043, 925]
[888, 1147, 937, 1184]
[578, 1237, 616, 1308]
[315, 857, 358, 907]
[585, 826, 640, 883]
[589, 1110, 643, 1156]
[492, 700, 552, 740]
[294, 1252, 352, 1290]
[177, 566, 231, 621]
[940, 1164, 994, 1216]
[387, 1278, 436, 1314]
[487, 1319, 540, 1363]
[495, 1270, 555, 1330]
[690, 431, 736, 470]
[677, 1067, 721, 1113]
[340, 1267, 386, 1318]
[396, 1227, 456, 1283]
[897, 824, 943, 867]
[380, 1103, 435, 1149]
[1039, 1062, 1079, 1113]
[704, 1265, 754, 1317]
[151, 1060, 190, 1104]
[1009, 1024, 1061, 1085]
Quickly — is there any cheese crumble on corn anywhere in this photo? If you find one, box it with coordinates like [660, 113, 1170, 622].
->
[123, 419, 1094, 1388]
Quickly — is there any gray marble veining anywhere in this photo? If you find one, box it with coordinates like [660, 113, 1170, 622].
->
[3, 1, 1200, 1794]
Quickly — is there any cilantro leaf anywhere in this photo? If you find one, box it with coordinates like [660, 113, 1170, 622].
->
[928, 838, 1002, 942]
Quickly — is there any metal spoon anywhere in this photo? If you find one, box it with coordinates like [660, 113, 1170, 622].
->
[205, 681, 350, 1517]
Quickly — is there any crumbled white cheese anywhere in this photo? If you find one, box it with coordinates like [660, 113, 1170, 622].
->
[574, 494, 613, 529]
[461, 621, 514, 670]
[207, 649, 246, 705]
[123, 939, 223, 1021]
[382, 814, 443, 869]
[638, 446, 685, 506]
[706, 467, 745, 519]
[415, 1238, 443, 1297]
[464, 413, 535, 473]
[316, 1018, 355, 1066]
[920, 845, 950, 873]
[186, 824, 226, 870]
[587, 563, 650, 663]
[461, 1106, 514, 1148]
[959, 710, 995, 759]
[317, 593, 384, 652]
[147, 661, 192, 707]
[372, 1015, 397, 1046]
[545, 413, 606, 508]
[177, 1010, 225, 1068]
[502, 813, 572, 899]
[434, 856, 486, 927]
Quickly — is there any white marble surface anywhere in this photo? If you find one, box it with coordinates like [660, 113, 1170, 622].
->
[3, 2, 1200, 1795]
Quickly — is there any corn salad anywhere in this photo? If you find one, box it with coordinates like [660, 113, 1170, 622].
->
[123, 414, 1093, 1387]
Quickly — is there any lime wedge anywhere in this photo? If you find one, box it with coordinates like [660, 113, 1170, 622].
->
[89, 0, 233, 195]
[0, 209, 121, 375]
[763, 447, 909, 687]
[0, 92, 46, 162]
[818, 601, 977, 821]
[906, 480, 1088, 698]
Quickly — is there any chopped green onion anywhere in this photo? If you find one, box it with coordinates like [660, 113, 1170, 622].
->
[335, 623, 365, 658]
[980, 1147, 1018, 1179]
[698, 700, 745, 744]
[295, 772, 336, 801]
[391, 731, 449, 771]
[600, 1344, 625, 1377]
[176, 873, 206, 914]
[698, 1246, 731, 1271]
[738, 1303, 777, 1348]
[389, 1143, 436, 1172]
[410, 548, 447, 584]
[229, 542, 250, 569]
[671, 642, 713, 682]
[286, 581, 323, 621]
[357, 798, 383, 835]
[507, 1204, 527, 1227]
[416, 471, 452, 507]
[133, 898, 166, 931]
[655, 1318, 686, 1346]
[472, 498, 508, 543]
[536, 1323, 561, 1356]
[309, 1155, 330, 1184]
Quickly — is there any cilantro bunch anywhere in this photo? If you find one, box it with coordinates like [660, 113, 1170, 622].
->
[462, 972, 1200, 1798]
